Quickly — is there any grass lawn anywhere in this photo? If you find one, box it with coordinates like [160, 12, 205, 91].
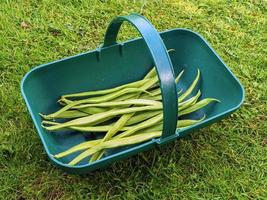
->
[0, 0, 266, 199]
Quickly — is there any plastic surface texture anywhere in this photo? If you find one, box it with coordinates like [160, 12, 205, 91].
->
[21, 14, 244, 173]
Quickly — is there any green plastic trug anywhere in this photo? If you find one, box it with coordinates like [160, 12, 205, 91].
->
[21, 14, 244, 174]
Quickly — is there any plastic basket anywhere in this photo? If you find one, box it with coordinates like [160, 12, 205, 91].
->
[21, 14, 244, 173]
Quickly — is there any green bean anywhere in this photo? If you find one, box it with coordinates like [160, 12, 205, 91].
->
[89, 113, 133, 162]
[42, 121, 59, 126]
[146, 70, 184, 97]
[114, 111, 206, 139]
[178, 69, 200, 103]
[141, 89, 182, 101]
[43, 105, 162, 131]
[47, 110, 88, 119]
[177, 115, 206, 128]
[42, 122, 111, 132]
[43, 96, 206, 132]
[90, 70, 160, 161]
[147, 88, 161, 96]
[68, 131, 162, 165]
[140, 94, 162, 100]
[55, 71, 188, 162]
[114, 113, 163, 139]
[92, 150, 104, 161]
[54, 87, 182, 119]
[42, 121, 131, 132]
[54, 139, 102, 159]
[53, 115, 205, 160]
[88, 115, 205, 163]
[90, 95, 211, 162]
[58, 98, 72, 105]
[59, 68, 156, 104]
[61, 78, 151, 99]
[44, 113, 117, 128]
[125, 110, 161, 125]
[179, 90, 201, 111]
[77, 107, 108, 115]
[43, 67, 221, 166]
[179, 98, 220, 116]
[144, 67, 156, 79]
[42, 88, 153, 119]
[73, 99, 162, 109]
[175, 70, 184, 83]
[113, 93, 141, 101]
[59, 92, 138, 106]
[139, 115, 206, 132]
[167, 49, 175, 53]
[43, 98, 207, 132]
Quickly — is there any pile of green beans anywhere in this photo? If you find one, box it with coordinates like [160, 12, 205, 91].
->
[41, 67, 219, 166]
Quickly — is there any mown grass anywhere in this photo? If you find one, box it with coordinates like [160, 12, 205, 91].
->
[0, 0, 266, 199]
